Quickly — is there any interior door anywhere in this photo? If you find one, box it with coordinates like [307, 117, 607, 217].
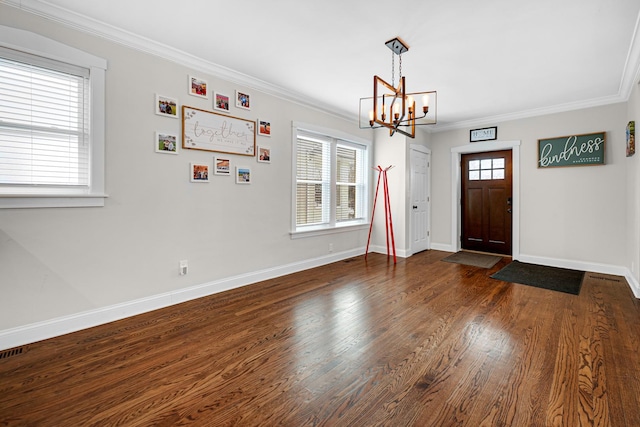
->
[410, 148, 430, 253]
[461, 150, 512, 255]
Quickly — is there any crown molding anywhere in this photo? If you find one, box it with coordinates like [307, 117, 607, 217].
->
[432, 93, 626, 133]
[4, 0, 640, 132]
[3, 0, 356, 123]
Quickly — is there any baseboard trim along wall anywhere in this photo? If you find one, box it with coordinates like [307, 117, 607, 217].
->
[0, 248, 365, 351]
[1, 248, 637, 351]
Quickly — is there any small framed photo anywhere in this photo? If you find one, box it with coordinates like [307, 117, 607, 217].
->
[155, 131, 178, 154]
[257, 146, 271, 163]
[236, 166, 251, 184]
[189, 75, 208, 98]
[156, 94, 178, 118]
[257, 119, 271, 136]
[190, 163, 210, 182]
[627, 121, 635, 157]
[214, 157, 231, 175]
[214, 92, 230, 112]
[235, 90, 251, 110]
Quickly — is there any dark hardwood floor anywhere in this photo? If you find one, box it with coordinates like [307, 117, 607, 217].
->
[1, 250, 639, 426]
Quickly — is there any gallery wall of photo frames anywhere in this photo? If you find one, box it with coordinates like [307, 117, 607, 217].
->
[154, 74, 272, 185]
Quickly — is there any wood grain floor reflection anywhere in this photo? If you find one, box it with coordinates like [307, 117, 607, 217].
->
[1, 250, 639, 426]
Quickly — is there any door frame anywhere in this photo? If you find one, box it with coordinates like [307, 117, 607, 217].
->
[409, 144, 431, 255]
[451, 140, 520, 259]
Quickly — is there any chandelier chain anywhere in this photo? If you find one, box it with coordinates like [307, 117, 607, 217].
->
[391, 50, 395, 87]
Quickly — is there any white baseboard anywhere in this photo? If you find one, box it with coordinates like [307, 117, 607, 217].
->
[0, 247, 365, 351]
[4, 248, 637, 351]
[430, 243, 455, 252]
[518, 253, 640, 298]
[367, 244, 410, 258]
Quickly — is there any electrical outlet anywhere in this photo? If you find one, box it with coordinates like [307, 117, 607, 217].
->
[329, 243, 334, 253]
[179, 260, 188, 276]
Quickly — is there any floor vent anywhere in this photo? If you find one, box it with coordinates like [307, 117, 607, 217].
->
[0, 346, 25, 360]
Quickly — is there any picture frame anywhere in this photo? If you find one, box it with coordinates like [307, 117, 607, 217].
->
[470, 126, 497, 142]
[538, 132, 606, 168]
[257, 146, 271, 163]
[627, 121, 635, 157]
[190, 163, 210, 182]
[156, 94, 178, 118]
[155, 131, 178, 154]
[189, 75, 208, 98]
[214, 92, 230, 112]
[235, 90, 251, 110]
[257, 119, 271, 136]
[182, 105, 256, 156]
[236, 166, 251, 184]
[214, 157, 231, 175]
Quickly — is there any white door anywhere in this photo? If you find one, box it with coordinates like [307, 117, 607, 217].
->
[410, 146, 430, 253]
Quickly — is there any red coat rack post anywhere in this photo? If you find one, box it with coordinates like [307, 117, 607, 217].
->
[365, 165, 397, 264]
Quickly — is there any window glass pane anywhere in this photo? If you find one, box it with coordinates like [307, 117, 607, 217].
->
[336, 185, 356, 221]
[0, 55, 89, 186]
[469, 170, 480, 180]
[296, 138, 324, 181]
[336, 146, 356, 183]
[480, 170, 492, 180]
[469, 160, 480, 170]
[480, 159, 492, 169]
[296, 183, 325, 225]
[493, 158, 505, 169]
[492, 169, 505, 180]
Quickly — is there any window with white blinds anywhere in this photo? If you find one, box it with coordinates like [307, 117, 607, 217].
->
[293, 124, 370, 234]
[0, 48, 90, 187]
[0, 24, 107, 208]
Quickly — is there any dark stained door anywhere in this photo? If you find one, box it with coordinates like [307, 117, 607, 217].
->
[461, 150, 512, 255]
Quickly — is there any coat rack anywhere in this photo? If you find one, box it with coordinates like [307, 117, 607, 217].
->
[365, 165, 396, 264]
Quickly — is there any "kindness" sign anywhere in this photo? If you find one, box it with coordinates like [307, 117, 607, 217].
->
[538, 132, 605, 168]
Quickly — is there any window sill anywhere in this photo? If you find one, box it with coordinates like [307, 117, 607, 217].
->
[0, 194, 108, 209]
[290, 222, 369, 239]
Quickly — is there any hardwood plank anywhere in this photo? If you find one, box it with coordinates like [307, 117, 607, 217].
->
[1, 251, 639, 426]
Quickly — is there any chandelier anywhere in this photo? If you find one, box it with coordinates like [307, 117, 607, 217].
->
[359, 37, 437, 138]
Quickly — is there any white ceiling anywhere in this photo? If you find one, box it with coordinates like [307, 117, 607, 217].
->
[11, 0, 640, 130]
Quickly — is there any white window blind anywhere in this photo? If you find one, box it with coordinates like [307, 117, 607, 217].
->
[0, 47, 90, 187]
[296, 131, 330, 226]
[293, 124, 370, 234]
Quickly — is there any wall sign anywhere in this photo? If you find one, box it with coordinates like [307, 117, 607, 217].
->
[182, 105, 255, 156]
[470, 126, 497, 142]
[537, 132, 605, 168]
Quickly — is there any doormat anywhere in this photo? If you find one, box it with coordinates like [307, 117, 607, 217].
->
[441, 251, 503, 269]
[490, 261, 584, 295]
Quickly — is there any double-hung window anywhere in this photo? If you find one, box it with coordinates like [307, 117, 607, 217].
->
[292, 122, 370, 235]
[0, 25, 107, 208]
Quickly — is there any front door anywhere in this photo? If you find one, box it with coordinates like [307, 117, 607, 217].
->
[461, 150, 512, 255]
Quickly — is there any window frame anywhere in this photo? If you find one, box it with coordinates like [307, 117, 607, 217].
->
[291, 121, 372, 238]
[0, 25, 107, 209]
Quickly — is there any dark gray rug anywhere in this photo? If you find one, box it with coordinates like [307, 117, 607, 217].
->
[490, 261, 584, 295]
[441, 251, 503, 268]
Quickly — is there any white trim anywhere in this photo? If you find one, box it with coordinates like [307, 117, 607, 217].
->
[519, 254, 640, 298]
[2, 248, 636, 350]
[0, 24, 107, 208]
[430, 243, 455, 252]
[451, 140, 521, 259]
[368, 244, 410, 259]
[0, 247, 365, 351]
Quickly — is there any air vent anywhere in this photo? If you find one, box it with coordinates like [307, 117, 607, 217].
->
[0, 346, 26, 360]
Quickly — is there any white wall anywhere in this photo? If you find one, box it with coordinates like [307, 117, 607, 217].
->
[627, 81, 640, 284]
[429, 103, 629, 268]
[0, 6, 373, 343]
